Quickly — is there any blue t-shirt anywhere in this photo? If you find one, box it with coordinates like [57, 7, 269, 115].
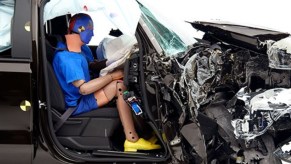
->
[81, 44, 94, 62]
[53, 42, 91, 108]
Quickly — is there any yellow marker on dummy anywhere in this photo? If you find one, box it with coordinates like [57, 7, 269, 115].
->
[20, 100, 31, 111]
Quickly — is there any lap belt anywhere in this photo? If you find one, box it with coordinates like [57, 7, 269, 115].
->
[54, 107, 77, 132]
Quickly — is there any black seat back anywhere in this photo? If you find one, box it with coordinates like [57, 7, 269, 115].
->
[46, 35, 66, 113]
[47, 63, 66, 113]
[45, 36, 66, 113]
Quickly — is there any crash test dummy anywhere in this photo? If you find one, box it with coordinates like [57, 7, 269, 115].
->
[52, 13, 161, 152]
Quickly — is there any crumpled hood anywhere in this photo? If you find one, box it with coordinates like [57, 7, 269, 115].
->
[189, 21, 290, 52]
[190, 21, 290, 38]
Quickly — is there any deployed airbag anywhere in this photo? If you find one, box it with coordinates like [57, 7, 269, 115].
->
[0, 1, 14, 52]
[43, 0, 140, 36]
[98, 35, 137, 76]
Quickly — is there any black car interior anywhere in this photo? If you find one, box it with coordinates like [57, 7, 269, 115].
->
[45, 15, 122, 151]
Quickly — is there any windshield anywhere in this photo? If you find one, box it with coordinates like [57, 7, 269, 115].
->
[139, 3, 187, 56]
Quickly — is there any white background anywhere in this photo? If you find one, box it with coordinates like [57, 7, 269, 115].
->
[143, 0, 291, 33]
[91, 0, 291, 46]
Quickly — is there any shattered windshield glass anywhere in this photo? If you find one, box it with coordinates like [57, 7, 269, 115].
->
[139, 3, 187, 56]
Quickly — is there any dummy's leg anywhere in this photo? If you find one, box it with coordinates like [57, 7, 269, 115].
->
[94, 80, 161, 151]
[94, 80, 139, 142]
[115, 81, 140, 142]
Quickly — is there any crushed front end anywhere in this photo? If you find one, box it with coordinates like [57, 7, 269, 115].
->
[139, 22, 291, 163]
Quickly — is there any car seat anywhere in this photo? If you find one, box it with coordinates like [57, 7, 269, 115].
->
[45, 34, 120, 151]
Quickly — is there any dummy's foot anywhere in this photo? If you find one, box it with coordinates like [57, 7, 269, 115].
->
[124, 138, 161, 152]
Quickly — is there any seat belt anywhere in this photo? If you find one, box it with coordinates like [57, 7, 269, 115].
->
[54, 107, 77, 132]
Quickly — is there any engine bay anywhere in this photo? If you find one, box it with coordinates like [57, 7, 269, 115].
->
[137, 35, 291, 163]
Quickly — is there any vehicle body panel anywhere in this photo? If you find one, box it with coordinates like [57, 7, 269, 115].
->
[0, 0, 35, 163]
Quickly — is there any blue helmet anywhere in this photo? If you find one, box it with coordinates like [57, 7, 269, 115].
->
[69, 13, 94, 44]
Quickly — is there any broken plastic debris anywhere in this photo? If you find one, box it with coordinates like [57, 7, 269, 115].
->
[266, 37, 291, 70]
[232, 88, 291, 141]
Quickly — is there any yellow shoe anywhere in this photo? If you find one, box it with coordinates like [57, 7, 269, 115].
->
[124, 138, 161, 152]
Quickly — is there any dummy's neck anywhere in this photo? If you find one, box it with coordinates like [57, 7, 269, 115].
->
[65, 34, 83, 53]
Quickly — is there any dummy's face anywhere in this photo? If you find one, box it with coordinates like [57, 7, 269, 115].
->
[80, 19, 94, 44]
[80, 29, 94, 44]
[73, 17, 94, 44]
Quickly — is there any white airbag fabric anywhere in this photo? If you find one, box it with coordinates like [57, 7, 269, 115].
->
[0, 1, 14, 52]
[43, 0, 141, 36]
[99, 35, 137, 76]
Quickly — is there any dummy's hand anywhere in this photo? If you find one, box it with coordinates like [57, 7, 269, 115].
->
[110, 69, 124, 80]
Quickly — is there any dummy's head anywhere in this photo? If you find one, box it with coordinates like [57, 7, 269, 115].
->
[68, 13, 94, 44]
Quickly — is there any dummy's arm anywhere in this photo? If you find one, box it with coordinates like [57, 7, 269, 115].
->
[72, 70, 123, 95]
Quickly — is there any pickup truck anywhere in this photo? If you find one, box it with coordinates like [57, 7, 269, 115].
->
[0, 0, 290, 163]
